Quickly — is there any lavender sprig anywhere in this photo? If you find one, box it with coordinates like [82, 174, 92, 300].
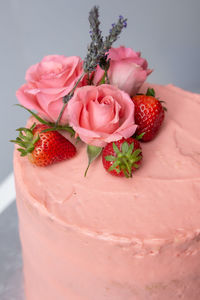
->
[56, 6, 127, 126]
[88, 6, 103, 46]
[84, 6, 127, 74]
[104, 15, 127, 52]
[84, 6, 104, 73]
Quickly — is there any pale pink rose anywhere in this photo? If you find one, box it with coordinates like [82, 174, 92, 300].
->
[94, 46, 152, 96]
[16, 55, 83, 124]
[67, 84, 137, 147]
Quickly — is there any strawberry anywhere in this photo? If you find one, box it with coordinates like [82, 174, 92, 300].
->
[11, 123, 76, 166]
[102, 137, 142, 178]
[132, 88, 165, 142]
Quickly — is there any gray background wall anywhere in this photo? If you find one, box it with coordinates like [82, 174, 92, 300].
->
[1, 0, 200, 182]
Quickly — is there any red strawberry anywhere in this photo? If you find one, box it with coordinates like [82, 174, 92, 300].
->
[102, 137, 142, 178]
[11, 123, 76, 166]
[132, 88, 165, 142]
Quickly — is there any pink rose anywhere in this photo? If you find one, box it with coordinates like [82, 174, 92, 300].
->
[94, 46, 152, 96]
[67, 84, 137, 147]
[16, 55, 83, 124]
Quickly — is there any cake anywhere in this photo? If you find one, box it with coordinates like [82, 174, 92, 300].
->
[14, 83, 200, 299]
[12, 6, 200, 300]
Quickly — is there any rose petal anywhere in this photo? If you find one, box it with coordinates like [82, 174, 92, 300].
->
[67, 84, 137, 147]
[17, 55, 83, 124]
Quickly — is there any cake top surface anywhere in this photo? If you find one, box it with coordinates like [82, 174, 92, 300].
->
[14, 83, 200, 240]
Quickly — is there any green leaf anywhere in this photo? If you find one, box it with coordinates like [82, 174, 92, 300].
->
[105, 155, 116, 161]
[163, 106, 167, 112]
[17, 148, 27, 156]
[126, 143, 134, 156]
[30, 123, 37, 131]
[108, 160, 120, 171]
[133, 163, 140, 169]
[16, 127, 28, 132]
[41, 128, 57, 133]
[41, 125, 75, 137]
[122, 157, 131, 175]
[115, 167, 121, 174]
[18, 131, 26, 140]
[60, 126, 75, 136]
[32, 134, 40, 145]
[134, 155, 142, 162]
[121, 142, 129, 154]
[15, 104, 50, 125]
[10, 139, 22, 146]
[132, 149, 142, 159]
[146, 88, 155, 97]
[112, 142, 120, 154]
[135, 132, 145, 140]
[123, 169, 130, 178]
[84, 145, 102, 177]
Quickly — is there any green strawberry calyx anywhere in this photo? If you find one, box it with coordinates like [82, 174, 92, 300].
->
[105, 141, 142, 178]
[146, 88, 155, 97]
[10, 123, 40, 157]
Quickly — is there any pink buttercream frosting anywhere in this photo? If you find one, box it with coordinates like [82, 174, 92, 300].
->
[14, 84, 200, 300]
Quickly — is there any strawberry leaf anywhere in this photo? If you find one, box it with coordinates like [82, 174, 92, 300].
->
[132, 149, 142, 158]
[146, 88, 155, 97]
[135, 132, 145, 140]
[84, 145, 102, 177]
[108, 160, 120, 171]
[61, 126, 75, 136]
[17, 148, 27, 156]
[133, 163, 139, 168]
[123, 169, 130, 178]
[10, 124, 40, 157]
[105, 155, 116, 161]
[163, 106, 167, 112]
[41, 125, 75, 136]
[134, 155, 142, 162]
[112, 142, 120, 154]
[126, 143, 134, 156]
[121, 142, 129, 154]
[15, 104, 51, 125]
[15, 104, 76, 136]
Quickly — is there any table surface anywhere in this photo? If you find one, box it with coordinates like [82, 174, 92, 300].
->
[0, 201, 24, 300]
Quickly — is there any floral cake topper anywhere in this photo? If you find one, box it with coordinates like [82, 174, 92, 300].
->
[11, 6, 165, 178]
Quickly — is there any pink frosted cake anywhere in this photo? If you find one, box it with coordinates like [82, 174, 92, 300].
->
[14, 83, 200, 299]
[12, 6, 200, 300]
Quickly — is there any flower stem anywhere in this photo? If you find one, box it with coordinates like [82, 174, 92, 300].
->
[99, 71, 106, 85]
[87, 72, 90, 84]
[55, 72, 85, 126]
[55, 103, 68, 127]
[105, 70, 110, 84]
[99, 70, 110, 85]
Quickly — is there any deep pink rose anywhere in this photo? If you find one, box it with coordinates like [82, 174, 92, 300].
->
[16, 55, 83, 124]
[67, 84, 137, 147]
[94, 46, 152, 96]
